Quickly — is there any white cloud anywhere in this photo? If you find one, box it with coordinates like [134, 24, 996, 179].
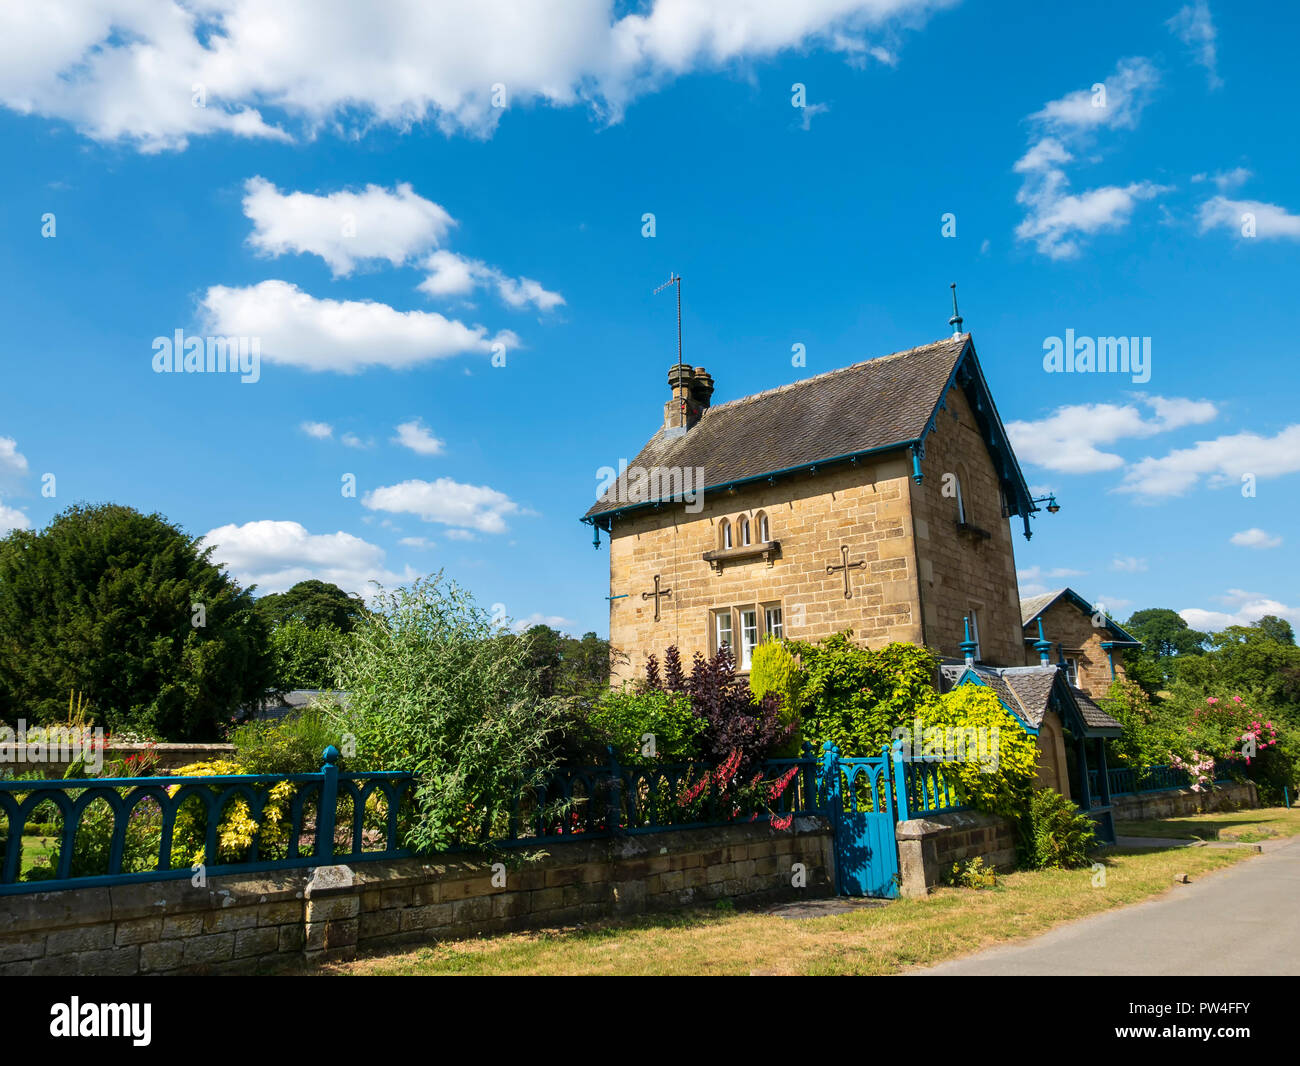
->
[201, 519, 416, 597]
[1110, 555, 1148, 573]
[1190, 167, 1250, 192]
[393, 419, 446, 456]
[200, 280, 515, 374]
[0, 436, 29, 476]
[1014, 57, 1165, 258]
[444, 529, 478, 542]
[362, 477, 521, 534]
[398, 536, 435, 549]
[1118, 424, 1300, 497]
[0, 501, 31, 536]
[1093, 595, 1133, 615]
[300, 421, 334, 440]
[1230, 528, 1282, 549]
[243, 177, 454, 277]
[0, 1, 946, 151]
[1007, 396, 1217, 473]
[1198, 196, 1300, 240]
[1018, 566, 1086, 582]
[1167, 1, 1222, 89]
[512, 612, 576, 633]
[1181, 589, 1300, 631]
[340, 432, 371, 449]
[419, 250, 564, 312]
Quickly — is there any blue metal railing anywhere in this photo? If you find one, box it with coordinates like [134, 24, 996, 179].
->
[0, 746, 413, 896]
[1088, 761, 1236, 799]
[899, 758, 969, 816]
[502, 749, 822, 842]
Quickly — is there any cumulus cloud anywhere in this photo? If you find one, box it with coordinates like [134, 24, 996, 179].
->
[243, 178, 454, 277]
[300, 421, 333, 439]
[392, 419, 446, 456]
[511, 612, 576, 633]
[419, 250, 564, 312]
[0, 1, 945, 151]
[1167, 0, 1222, 89]
[1230, 528, 1282, 549]
[201, 519, 416, 597]
[0, 436, 29, 476]
[362, 477, 522, 534]
[1198, 196, 1300, 240]
[1182, 589, 1300, 631]
[1118, 424, 1300, 497]
[199, 280, 515, 373]
[0, 500, 31, 536]
[1110, 555, 1148, 573]
[1014, 57, 1165, 258]
[1007, 396, 1217, 474]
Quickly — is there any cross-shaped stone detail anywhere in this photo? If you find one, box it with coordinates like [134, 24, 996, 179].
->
[826, 545, 866, 599]
[641, 574, 672, 621]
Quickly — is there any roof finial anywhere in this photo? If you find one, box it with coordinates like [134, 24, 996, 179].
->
[960, 615, 978, 666]
[949, 282, 963, 335]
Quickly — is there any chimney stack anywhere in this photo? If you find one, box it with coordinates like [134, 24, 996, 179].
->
[664, 365, 713, 436]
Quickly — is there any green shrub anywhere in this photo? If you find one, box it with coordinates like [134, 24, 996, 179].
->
[331, 573, 567, 851]
[1019, 787, 1097, 869]
[230, 706, 344, 775]
[586, 686, 704, 762]
[268, 621, 343, 691]
[749, 640, 802, 755]
[943, 856, 997, 889]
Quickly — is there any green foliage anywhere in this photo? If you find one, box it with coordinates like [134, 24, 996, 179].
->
[1101, 677, 1188, 768]
[748, 639, 802, 755]
[521, 625, 611, 699]
[943, 856, 997, 889]
[1020, 787, 1097, 869]
[230, 706, 344, 775]
[255, 580, 367, 633]
[0, 503, 272, 740]
[586, 686, 704, 762]
[785, 633, 939, 757]
[331, 573, 567, 851]
[268, 621, 342, 690]
[916, 686, 1039, 819]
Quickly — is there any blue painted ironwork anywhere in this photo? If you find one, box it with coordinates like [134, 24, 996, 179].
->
[1089, 761, 1236, 798]
[899, 757, 968, 815]
[0, 749, 413, 896]
[821, 742, 901, 898]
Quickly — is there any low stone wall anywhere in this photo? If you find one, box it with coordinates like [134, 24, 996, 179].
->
[0, 818, 833, 975]
[1110, 780, 1258, 822]
[895, 810, 1017, 898]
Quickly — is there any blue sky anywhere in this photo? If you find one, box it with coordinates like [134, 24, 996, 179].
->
[0, 0, 1297, 638]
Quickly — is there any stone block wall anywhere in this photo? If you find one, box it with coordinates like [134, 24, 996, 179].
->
[895, 810, 1018, 897]
[1109, 780, 1258, 822]
[0, 819, 833, 975]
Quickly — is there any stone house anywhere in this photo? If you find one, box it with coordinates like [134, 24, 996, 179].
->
[1019, 587, 1143, 699]
[581, 329, 1126, 838]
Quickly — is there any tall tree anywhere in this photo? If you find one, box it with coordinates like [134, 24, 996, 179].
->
[0, 503, 272, 739]
[255, 579, 367, 633]
[1122, 607, 1207, 690]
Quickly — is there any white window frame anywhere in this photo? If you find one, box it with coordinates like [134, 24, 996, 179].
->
[968, 609, 981, 660]
[764, 604, 783, 640]
[739, 515, 751, 546]
[1064, 656, 1079, 687]
[740, 608, 759, 669]
[714, 608, 733, 653]
[955, 476, 966, 524]
[720, 520, 732, 549]
[758, 513, 769, 542]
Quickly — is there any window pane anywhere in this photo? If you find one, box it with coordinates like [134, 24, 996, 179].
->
[716, 610, 732, 651]
[739, 517, 750, 545]
[741, 609, 758, 668]
[722, 522, 732, 549]
[759, 514, 769, 541]
[765, 606, 783, 639]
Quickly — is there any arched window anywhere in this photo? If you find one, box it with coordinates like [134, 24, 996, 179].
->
[756, 511, 770, 542]
[738, 516, 751, 546]
[954, 474, 966, 524]
[720, 519, 732, 550]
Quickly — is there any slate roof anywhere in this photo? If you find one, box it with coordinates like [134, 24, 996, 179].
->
[938, 662, 1122, 734]
[585, 334, 972, 519]
[1019, 587, 1142, 645]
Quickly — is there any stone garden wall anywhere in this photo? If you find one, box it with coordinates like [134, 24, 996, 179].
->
[894, 810, 1017, 897]
[1109, 780, 1258, 822]
[0, 818, 833, 975]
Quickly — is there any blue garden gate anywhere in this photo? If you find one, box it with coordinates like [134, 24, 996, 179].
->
[820, 743, 902, 898]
